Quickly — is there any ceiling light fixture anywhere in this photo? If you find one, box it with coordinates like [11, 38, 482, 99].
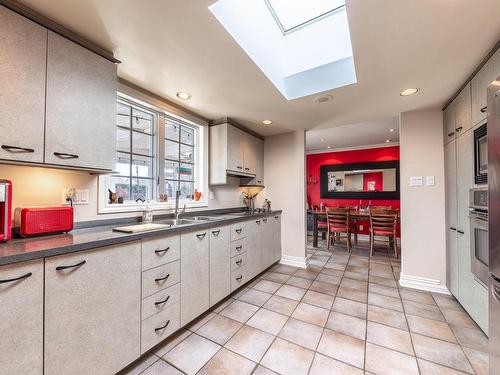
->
[320, 138, 325, 142]
[176, 92, 192, 100]
[314, 95, 333, 104]
[400, 88, 419, 96]
[385, 139, 391, 143]
[389, 128, 395, 132]
[327, 146, 332, 149]
[262, 120, 273, 125]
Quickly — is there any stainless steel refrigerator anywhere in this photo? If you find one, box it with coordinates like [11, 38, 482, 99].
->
[489, 75, 500, 372]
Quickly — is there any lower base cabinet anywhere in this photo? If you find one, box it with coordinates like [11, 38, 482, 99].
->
[44, 242, 141, 375]
[209, 226, 231, 306]
[273, 215, 282, 262]
[261, 218, 274, 269]
[0, 260, 43, 375]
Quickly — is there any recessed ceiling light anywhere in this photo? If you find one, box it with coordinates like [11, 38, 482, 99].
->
[389, 128, 395, 132]
[400, 88, 419, 96]
[314, 95, 333, 104]
[176, 92, 191, 100]
[327, 146, 332, 149]
[320, 138, 325, 142]
[262, 120, 273, 125]
[385, 139, 391, 143]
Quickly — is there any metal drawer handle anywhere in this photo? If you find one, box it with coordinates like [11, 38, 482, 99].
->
[274, 216, 279, 219]
[236, 259, 243, 265]
[455, 126, 463, 132]
[237, 166, 242, 169]
[0, 272, 32, 284]
[236, 275, 243, 281]
[448, 132, 455, 137]
[155, 274, 170, 282]
[1, 145, 35, 153]
[256, 220, 261, 225]
[155, 320, 170, 332]
[235, 245, 242, 251]
[56, 260, 86, 271]
[450, 227, 457, 231]
[155, 247, 170, 255]
[212, 230, 221, 236]
[457, 230, 465, 235]
[244, 167, 250, 171]
[235, 228, 242, 234]
[263, 218, 268, 223]
[155, 295, 170, 306]
[54, 152, 79, 159]
[480, 106, 487, 113]
[196, 232, 207, 239]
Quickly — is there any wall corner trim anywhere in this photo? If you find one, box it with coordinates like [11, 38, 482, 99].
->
[399, 273, 451, 295]
[280, 255, 308, 269]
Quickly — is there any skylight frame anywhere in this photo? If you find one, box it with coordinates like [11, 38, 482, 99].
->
[264, 0, 346, 34]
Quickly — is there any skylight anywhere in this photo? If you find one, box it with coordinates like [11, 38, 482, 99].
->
[266, 0, 346, 33]
[209, 0, 356, 100]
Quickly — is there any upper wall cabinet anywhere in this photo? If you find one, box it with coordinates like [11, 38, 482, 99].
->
[45, 32, 117, 171]
[210, 123, 264, 185]
[472, 48, 500, 126]
[0, 6, 47, 164]
[454, 83, 472, 134]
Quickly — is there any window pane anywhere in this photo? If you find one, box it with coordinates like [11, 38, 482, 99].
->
[179, 163, 194, 181]
[132, 178, 153, 201]
[117, 103, 130, 127]
[110, 176, 130, 200]
[165, 180, 179, 199]
[179, 181, 194, 199]
[180, 144, 194, 163]
[132, 108, 153, 134]
[165, 160, 179, 180]
[181, 126, 194, 145]
[116, 128, 130, 153]
[165, 140, 179, 160]
[166, 121, 180, 141]
[132, 155, 153, 178]
[115, 153, 130, 176]
[133, 132, 153, 156]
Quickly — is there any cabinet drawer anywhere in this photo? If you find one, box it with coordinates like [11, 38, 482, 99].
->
[142, 235, 180, 271]
[230, 238, 247, 258]
[231, 266, 248, 292]
[142, 283, 180, 321]
[142, 261, 180, 298]
[231, 253, 247, 271]
[141, 303, 180, 354]
[230, 222, 247, 241]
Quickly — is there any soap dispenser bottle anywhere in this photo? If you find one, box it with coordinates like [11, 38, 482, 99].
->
[142, 200, 153, 224]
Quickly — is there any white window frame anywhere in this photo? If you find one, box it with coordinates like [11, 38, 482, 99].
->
[98, 87, 209, 214]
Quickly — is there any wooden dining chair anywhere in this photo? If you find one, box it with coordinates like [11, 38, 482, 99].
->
[316, 206, 328, 241]
[369, 205, 392, 212]
[338, 206, 359, 244]
[369, 210, 399, 258]
[326, 208, 351, 252]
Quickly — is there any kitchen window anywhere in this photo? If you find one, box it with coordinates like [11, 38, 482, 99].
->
[99, 92, 207, 213]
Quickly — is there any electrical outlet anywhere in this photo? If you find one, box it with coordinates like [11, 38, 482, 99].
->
[359, 224, 363, 231]
[63, 188, 89, 205]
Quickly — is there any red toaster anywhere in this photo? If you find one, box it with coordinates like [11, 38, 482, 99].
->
[14, 206, 74, 237]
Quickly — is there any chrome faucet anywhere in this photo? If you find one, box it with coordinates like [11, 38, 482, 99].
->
[174, 190, 186, 220]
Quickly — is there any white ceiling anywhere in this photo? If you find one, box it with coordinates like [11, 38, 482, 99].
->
[306, 117, 399, 152]
[17, 0, 500, 136]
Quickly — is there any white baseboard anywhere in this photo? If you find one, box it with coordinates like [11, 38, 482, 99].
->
[280, 255, 308, 269]
[399, 273, 451, 295]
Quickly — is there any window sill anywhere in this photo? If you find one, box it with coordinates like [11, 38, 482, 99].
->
[98, 200, 209, 215]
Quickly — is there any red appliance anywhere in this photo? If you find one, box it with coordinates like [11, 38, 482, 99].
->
[14, 206, 74, 237]
[0, 180, 12, 242]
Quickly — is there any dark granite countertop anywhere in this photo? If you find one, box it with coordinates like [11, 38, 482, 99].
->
[0, 210, 282, 266]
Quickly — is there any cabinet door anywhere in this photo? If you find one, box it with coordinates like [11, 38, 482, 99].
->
[180, 230, 210, 325]
[454, 83, 472, 134]
[246, 220, 263, 279]
[273, 214, 282, 263]
[0, 7, 46, 163]
[45, 31, 116, 170]
[0, 260, 43, 375]
[243, 134, 258, 175]
[261, 218, 274, 269]
[209, 226, 231, 306]
[226, 125, 245, 173]
[443, 101, 456, 144]
[254, 138, 265, 185]
[472, 48, 500, 126]
[473, 280, 489, 334]
[456, 131, 475, 311]
[44, 242, 141, 375]
[444, 142, 458, 296]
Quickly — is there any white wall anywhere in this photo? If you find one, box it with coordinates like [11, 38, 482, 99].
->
[399, 108, 448, 293]
[260, 130, 307, 267]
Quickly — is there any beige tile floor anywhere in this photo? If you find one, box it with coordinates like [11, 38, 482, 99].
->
[120, 238, 489, 375]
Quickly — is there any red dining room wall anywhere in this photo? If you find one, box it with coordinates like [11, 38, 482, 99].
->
[307, 146, 400, 235]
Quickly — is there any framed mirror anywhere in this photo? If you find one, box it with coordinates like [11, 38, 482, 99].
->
[320, 160, 400, 199]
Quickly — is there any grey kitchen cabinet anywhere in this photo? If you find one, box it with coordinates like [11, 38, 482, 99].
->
[471, 48, 500, 126]
[0, 6, 47, 164]
[454, 83, 472, 134]
[142, 234, 181, 271]
[261, 217, 275, 269]
[273, 214, 282, 263]
[44, 242, 141, 375]
[180, 229, 210, 325]
[45, 31, 116, 171]
[243, 134, 258, 175]
[443, 100, 456, 144]
[246, 219, 263, 279]
[0, 259, 43, 375]
[251, 137, 265, 185]
[444, 142, 458, 296]
[209, 225, 231, 306]
[227, 124, 246, 173]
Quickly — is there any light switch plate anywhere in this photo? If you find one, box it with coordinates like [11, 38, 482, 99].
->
[426, 176, 435, 186]
[409, 176, 423, 187]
